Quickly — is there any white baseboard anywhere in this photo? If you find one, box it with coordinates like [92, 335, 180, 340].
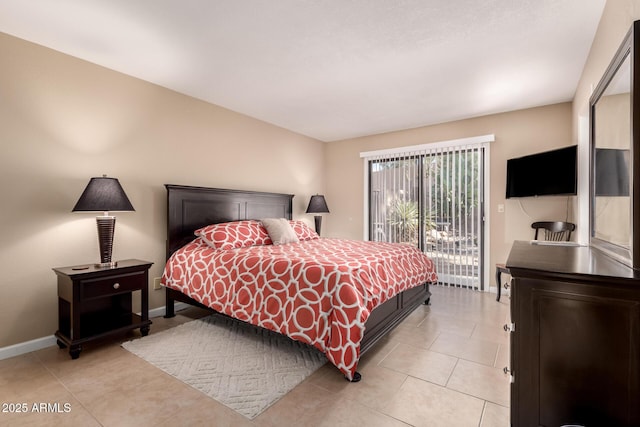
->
[0, 335, 58, 361]
[0, 302, 193, 361]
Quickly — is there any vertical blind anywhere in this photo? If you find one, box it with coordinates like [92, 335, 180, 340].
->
[362, 135, 492, 290]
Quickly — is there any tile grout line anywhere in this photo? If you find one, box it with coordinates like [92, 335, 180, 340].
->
[32, 351, 105, 427]
[478, 400, 488, 427]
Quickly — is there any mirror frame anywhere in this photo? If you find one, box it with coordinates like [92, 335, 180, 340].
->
[590, 20, 640, 269]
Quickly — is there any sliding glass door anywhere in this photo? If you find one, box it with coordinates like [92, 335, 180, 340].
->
[368, 145, 485, 290]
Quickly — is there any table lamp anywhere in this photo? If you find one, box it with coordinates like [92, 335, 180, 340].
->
[72, 175, 134, 268]
[305, 195, 329, 235]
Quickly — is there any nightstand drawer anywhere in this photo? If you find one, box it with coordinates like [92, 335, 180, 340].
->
[81, 272, 144, 299]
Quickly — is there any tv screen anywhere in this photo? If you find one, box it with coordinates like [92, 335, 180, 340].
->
[595, 148, 629, 197]
[506, 145, 577, 198]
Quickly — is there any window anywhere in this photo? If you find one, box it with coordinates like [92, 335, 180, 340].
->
[362, 135, 493, 290]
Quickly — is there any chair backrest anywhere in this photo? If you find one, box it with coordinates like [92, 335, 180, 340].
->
[531, 221, 576, 241]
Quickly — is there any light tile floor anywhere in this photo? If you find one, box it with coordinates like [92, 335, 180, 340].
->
[0, 285, 511, 426]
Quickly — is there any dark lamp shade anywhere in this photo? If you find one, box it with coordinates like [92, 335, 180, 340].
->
[72, 176, 135, 212]
[306, 195, 329, 214]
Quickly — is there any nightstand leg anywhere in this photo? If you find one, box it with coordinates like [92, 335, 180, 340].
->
[56, 339, 67, 349]
[69, 345, 82, 359]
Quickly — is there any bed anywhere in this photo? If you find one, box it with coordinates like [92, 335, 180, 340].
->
[161, 184, 437, 381]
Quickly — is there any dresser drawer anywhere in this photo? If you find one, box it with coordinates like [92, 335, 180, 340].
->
[81, 272, 144, 299]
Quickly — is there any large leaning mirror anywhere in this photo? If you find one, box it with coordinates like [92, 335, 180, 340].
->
[590, 20, 640, 269]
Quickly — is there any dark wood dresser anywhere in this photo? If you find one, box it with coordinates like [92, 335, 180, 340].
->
[506, 241, 640, 427]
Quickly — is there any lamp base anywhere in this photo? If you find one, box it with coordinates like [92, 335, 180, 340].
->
[96, 215, 116, 267]
[94, 261, 118, 269]
[314, 215, 322, 236]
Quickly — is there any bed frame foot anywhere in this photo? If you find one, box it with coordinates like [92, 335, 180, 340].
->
[345, 371, 362, 382]
[424, 297, 431, 305]
[164, 289, 176, 318]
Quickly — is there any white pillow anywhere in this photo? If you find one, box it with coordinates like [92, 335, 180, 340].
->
[261, 218, 299, 245]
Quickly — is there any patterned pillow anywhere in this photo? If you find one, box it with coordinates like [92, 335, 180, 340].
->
[289, 220, 320, 241]
[195, 220, 272, 250]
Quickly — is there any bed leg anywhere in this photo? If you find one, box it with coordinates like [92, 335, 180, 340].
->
[164, 289, 176, 318]
[424, 284, 432, 306]
[345, 371, 362, 382]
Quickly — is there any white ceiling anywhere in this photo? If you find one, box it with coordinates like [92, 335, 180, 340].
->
[0, 0, 606, 142]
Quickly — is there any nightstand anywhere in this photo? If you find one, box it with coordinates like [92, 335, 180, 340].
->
[53, 259, 153, 359]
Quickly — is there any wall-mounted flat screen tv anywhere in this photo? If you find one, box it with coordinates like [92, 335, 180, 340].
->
[506, 145, 577, 198]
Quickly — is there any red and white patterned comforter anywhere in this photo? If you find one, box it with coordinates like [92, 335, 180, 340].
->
[162, 237, 437, 380]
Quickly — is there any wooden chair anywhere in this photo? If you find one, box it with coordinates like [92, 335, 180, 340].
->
[531, 221, 576, 241]
[496, 221, 576, 301]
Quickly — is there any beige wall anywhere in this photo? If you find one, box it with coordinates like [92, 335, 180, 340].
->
[324, 103, 574, 286]
[0, 33, 325, 348]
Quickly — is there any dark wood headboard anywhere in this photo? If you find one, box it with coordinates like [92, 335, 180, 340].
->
[165, 184, 294, 258]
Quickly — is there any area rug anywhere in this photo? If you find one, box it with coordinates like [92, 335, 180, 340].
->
[122, 314, 327, 419]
